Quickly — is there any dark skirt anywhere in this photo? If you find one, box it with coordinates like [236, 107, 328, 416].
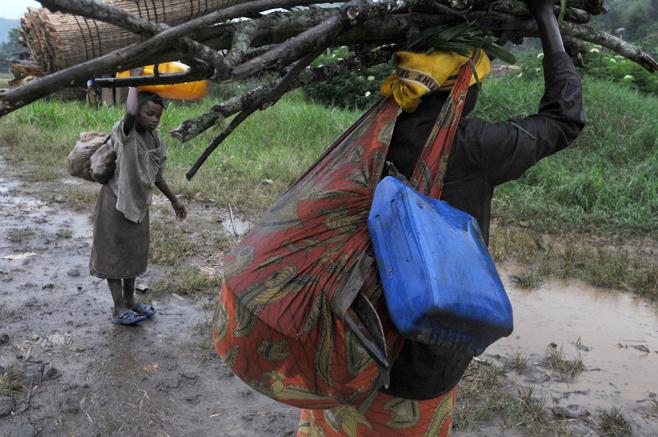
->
[89, 184, 149, 279]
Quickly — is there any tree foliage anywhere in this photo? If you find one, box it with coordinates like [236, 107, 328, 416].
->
[0, 28, 21, 60]
[592, 0, 658, 41]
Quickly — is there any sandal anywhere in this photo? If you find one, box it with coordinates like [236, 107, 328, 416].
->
[112, 309, 148, 325]
[132, 303, 157, 318]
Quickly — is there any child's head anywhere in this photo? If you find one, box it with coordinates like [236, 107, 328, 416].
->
[137, 92, 165, 131]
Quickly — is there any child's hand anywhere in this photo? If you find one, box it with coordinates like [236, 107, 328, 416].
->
[172, 199, 187, 221]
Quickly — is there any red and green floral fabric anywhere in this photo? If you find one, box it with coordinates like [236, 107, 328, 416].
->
[211, 62, 474, 411]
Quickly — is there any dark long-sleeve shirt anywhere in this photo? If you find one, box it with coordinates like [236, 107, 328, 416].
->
[383, 52, 585, 400]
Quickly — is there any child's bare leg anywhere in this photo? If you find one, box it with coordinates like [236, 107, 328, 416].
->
[107, 279, 129, 317]
[123, 278, 136, 309]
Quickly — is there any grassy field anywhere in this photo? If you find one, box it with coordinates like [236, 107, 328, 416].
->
[0, 90, 357, 214]
[0, 74, 656, 297]
[475, 75, 658, 235]
[1, 76, 656, 233]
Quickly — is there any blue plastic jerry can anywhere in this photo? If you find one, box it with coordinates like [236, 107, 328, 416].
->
[368, 176, 513, 356]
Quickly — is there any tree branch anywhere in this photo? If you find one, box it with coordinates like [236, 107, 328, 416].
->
[4, 0, 654, 125]
[170, 46, 396, 143]
[1, 0, 339, 117]
[231, 0, 397, 78]
[226, 21, 258, 65]
[474, 13, 658, 72]
[186, 50, 323, 179]
[559, 21, 658, 72]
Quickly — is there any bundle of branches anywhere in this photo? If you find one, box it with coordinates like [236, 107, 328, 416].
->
[2, 0, 656, 179]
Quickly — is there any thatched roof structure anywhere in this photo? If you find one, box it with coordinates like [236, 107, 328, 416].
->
[22, 0, 242, 72]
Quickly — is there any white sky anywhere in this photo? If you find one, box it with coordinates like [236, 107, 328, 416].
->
[1, 0, 41, 19]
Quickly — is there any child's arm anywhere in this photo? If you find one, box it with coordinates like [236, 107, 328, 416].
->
[123, 67, 144, 135]
[123, 87, 139, 135]
[155, 179, 187, 221]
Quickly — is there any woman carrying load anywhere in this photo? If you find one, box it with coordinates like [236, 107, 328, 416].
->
[297, 0, 584, 434]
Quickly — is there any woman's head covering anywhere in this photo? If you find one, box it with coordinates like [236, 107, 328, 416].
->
[381, 48, 491, 113]
[138, 91, 165, 109]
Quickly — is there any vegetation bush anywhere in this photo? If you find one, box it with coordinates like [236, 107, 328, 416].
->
[302, 62, 391, 109]
[302, 47, 392, 109]
[518, 47, 658, 94]
[583, 49, 658, 94]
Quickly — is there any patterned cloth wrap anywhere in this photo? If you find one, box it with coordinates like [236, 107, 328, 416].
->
[211, 60, 475, 412]
[298, 388, 455, 437]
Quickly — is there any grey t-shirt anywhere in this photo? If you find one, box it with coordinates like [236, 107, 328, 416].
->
[108, 120, 167, 223]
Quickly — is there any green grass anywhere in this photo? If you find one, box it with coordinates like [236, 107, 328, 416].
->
[490, 226, 657, 298]
[61, 187, 98, 211]
[475, 76, 658, 235]
[1, 76, 655, 230]
[0, 365, 25, 398]
[20, 166, 62, 182]
[0, 91, 356, 216]
[510, 269, 543, 289]
[149, 221, 198, 266]
[543, 344, 585, 378]
[6, 227, 34, 243]
[151, 266, 220, 298]
[504, 352, 529, 372]
[454, 361, 556, 433]
[56, 227, 73, 239]
[597, 408, 632, 436]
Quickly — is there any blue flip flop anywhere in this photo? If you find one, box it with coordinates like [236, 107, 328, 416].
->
[132, 303, 157, 318]
[112, 309, 148, 325]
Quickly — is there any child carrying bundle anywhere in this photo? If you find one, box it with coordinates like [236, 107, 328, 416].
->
[90, 85, 187, 325]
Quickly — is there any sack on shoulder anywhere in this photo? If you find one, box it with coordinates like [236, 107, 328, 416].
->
[67, 132, 113, 182]
[212, 99, 402, 410]
[89, 141, 116, 184]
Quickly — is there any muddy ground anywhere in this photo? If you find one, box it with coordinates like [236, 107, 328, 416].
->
[1, 152, 657, 436]
[0, 155, 298, 437]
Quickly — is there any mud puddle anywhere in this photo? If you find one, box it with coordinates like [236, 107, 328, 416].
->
[481, 270, 658, 434]
[0, 155, 297, 436]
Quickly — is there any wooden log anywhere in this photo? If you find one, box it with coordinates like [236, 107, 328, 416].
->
[170, 46, 396, 143]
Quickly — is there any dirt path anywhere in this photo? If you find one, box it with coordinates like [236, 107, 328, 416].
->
[0, 155, 299, 437]
[1, 154, 657, 436]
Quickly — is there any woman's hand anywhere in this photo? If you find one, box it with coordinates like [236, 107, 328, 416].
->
[526, 0, 556, 18]
[172, 199, 187, 221]
[526, 0, 565, 54]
